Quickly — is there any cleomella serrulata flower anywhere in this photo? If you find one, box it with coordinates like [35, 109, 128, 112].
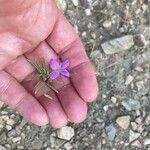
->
[28, 59, 70, 99]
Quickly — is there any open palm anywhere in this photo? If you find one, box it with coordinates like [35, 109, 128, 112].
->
[0, 0, 98, 128]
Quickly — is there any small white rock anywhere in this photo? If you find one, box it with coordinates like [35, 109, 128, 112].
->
[116, 116, 130, 129]
[12, 137, 21, 143]
[0, 145, 6, 150]
[129, 130, 140, 142]
[6, 119, 15, 126]
[131, 122, 138, 131]
[71, 0, 78, 6]
[56, 0, 67, 11]
[103, 105, 109, 112]
[64, 142, 73, 150]
[6, 125, 12, 131]
[131, 140, 142, 148]
[0, 101, 4, 109]
[125, 75, 134, 85]
[85, 9, 91, 16]
[111, 96, 117, 104]
[103, 20, 112, 28]
[144, 139, 150, 145]
[57, 126, 74, 141]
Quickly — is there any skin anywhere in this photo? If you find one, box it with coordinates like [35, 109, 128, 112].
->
[0, 0, 98, 128]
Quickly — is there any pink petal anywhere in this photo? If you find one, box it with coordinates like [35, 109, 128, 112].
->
[49, 59, 60, 70]
[60, 69, 70, 77]
[61, 60, 69, 69]
[50, 71, 60, 80]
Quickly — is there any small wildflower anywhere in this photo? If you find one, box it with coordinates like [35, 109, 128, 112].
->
[49, 59, 70, 80]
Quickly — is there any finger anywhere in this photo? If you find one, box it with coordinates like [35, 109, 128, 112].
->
[46, 12, 98, 102]
[57, 84, 87, 123]
[25, 41, 88, 123]
[0, 71, 49, 126]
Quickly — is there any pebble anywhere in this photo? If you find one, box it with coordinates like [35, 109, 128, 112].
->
[103, 105, 109, 112]
[57, 126, 75, 141]
[71, 0, 79, 6]
[131, 122, 138, 131]
[6, 119, 15, 126]
[0, 145, 6, 150]
[80, 0, 90, 8]
[111, 97, 117, 104]
[101, 35, 134, 54]
[6, 125, 12, 131]
[134, 34, 148, 47]
[50, 135, 55, 148]
[144, 139, 150, 146]
[121, 99, 141, 111]
[103, 20, 112, 28]
[116, 116, 130, 129]
[125, 75, 134, 85]
[12, 137, 22, 143]
[135, 117, 142, 124]
[64, 142, 73, 150]
[85, 9, 91, 16]
[56, 0, 67, 11]
[105, 124, 117, 141]
[131, 140, 142, 148]
[145, 115, 150, 125]
[0, 101, 4, 109]
[129, 130, 140, 142]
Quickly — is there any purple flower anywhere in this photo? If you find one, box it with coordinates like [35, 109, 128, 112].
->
[49, 59, 70, 80]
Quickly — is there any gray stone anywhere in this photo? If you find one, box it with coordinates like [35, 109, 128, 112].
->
[101, 35, 134, 54]
[56, 0, 67, 11]
[71, 0, 79, 6]
[116, 116, 130, 129]
[80, 0, 90, 8]
[0, 101, 4, 109]
[50, 135, 56, 148]
[105, 124, 117, 141]
[129, 130, 140, 142]
[134, 34, 148, 47]
[0, 145, 6, 150]
[121, 99, 141, 111]
[144, 139, 150, 146]
[125, 75, 134, 85]
[131, 140, 142, 148]
[57, 126, 75, 141]
[12, 137, 22, 143]
[103, 20, 112, 28]
[64, 142, 73, 150]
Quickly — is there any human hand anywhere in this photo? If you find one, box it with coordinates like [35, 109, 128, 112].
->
[0, 0, 98, 128]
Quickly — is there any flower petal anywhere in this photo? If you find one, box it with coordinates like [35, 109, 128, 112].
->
[61, 60, 69, 69]
[50, 71, 60, 80]
[60, 69, 70, 77]
[49, 59, 60, 70]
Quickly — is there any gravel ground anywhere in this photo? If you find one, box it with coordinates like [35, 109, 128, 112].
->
[0, 0, 150, 150]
